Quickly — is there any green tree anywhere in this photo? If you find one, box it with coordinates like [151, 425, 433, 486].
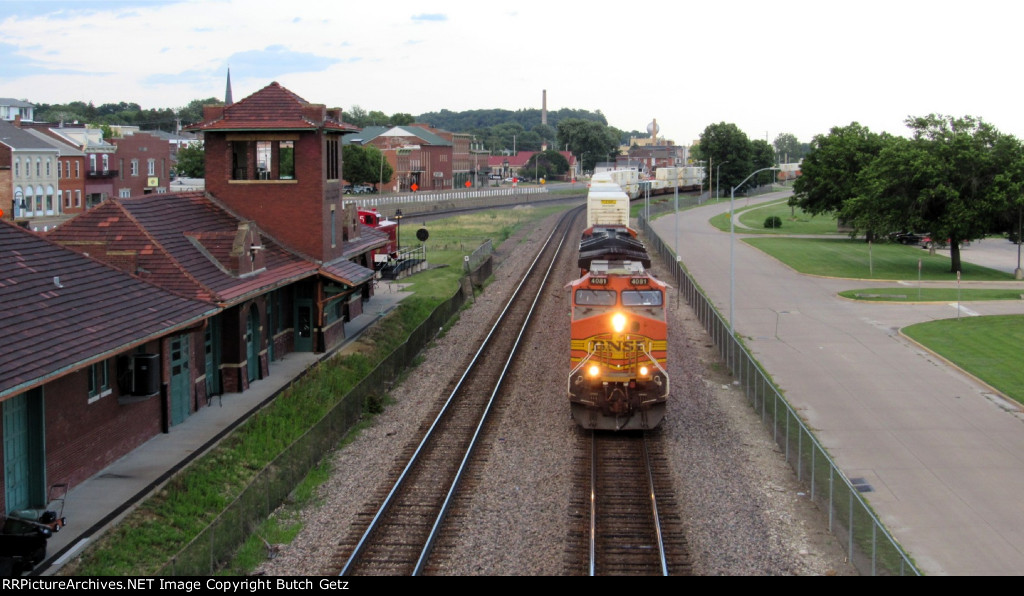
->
[861, 115, 1018, 272]
[751, 139, 776, 187]
[695, 122, 755, 195]
[365, 110, 389, 126]
[773, 132, 805, 162]
[343, 144, 393, 188]
[524, 149, 569, 180]
[992, 135, 1024, 248]
[175, 142, 205, 178]
[534, 124, 557, 148]
[390, 112, 415, 126]
[177, 97, 220, 127]
[556, 119, 618, 172]
[791, 122, 891, 217]
[346, 105, 369, 128]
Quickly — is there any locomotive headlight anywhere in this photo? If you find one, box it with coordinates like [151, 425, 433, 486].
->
[611, 313, 626, 333]
[639, 366, 649, 377]
[588, 365, 601, 378]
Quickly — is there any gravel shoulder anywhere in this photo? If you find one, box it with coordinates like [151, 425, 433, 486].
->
[254, 207, 857, 576]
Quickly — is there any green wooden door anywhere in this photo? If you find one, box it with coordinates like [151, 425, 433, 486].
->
[204, 318, 221, 397]
[246, 307, 260, 382]
[3, 389, 44, 513]
[170, 334, 191, 426]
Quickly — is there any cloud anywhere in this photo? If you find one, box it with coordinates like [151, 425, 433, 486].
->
[141, 44, 338, 88]
[223, 45, 339, 78]
[1, 0, 183, 20]
[0, 41, 109, 77]
[411, 14, 447, 23]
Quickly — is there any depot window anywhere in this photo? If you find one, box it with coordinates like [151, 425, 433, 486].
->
[230, 135, 298, 181]
[88, 360, 111, 402]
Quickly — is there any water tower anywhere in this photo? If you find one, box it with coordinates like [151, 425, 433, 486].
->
[647, 118, 659, 145]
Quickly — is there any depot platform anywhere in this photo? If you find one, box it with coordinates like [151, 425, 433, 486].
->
[34, 282, 411, 577]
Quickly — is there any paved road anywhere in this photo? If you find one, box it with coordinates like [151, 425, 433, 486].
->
[652, 191, 1024, 576]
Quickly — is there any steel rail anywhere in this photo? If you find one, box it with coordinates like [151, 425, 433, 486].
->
[340, 206, 583, 576]
[413, 208, 577, 574]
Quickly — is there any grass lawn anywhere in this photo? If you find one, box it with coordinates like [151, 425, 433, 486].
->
[710, 199, 842, 235]
[840, 288, 1024, 302]
[745, 237, 1015, 282]
[902, 315, 1024, 405]
[405, 204, 567, 300]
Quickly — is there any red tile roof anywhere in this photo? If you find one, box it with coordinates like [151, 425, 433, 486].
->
[186, 81, 359, 133]
[47, 192, 319, 306]
[0, 220, 217, 399]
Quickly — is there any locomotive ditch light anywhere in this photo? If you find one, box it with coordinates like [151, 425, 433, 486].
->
[588, 365, 601, 378]
[612, 313, 627, 333]
[639, 366, 649, 377]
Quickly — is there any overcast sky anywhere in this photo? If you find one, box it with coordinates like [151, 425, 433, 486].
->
[2, 0, 1021, 147]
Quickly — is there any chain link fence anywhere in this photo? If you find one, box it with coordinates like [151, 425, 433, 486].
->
[638, 210, 920, 576]
[157, 281, 471, 575]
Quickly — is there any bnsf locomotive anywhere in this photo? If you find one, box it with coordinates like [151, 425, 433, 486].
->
[568, 174, 669, 430]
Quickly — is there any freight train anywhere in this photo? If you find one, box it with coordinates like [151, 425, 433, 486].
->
[592, 166, 704, 199]
[568, 172, 669, 430]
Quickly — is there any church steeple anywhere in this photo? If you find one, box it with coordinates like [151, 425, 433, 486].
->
[225, 68, 233, 105]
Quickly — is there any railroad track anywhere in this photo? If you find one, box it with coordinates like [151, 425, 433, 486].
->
[566, 431, 692, 576]
[333, 207, 583, 576]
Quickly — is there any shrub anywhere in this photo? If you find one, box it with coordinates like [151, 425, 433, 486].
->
[764, 215, 783, 229]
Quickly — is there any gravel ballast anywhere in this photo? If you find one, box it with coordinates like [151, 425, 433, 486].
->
[255, 207, 857, 576]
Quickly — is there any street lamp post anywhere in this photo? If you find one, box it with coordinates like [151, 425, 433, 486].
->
[674, 168, 679, 257]
[730, 167, 778, 337]
[395, 208, 403, 253]
[1016, 204, 1023, 280]
[716, 161, 729, 200]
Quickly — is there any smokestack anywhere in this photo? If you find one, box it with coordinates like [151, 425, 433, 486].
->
[542, 90, 547, 126]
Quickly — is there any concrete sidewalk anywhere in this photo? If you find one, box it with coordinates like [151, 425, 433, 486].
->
[652, 192, 1024, 575]
[35, 283, 411, 576]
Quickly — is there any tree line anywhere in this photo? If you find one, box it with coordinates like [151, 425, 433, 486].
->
[690, 124, 811, 197]
[34, 98, 219, 131]
[34, 95, 820, 194]
[790, 115, 1023, 274]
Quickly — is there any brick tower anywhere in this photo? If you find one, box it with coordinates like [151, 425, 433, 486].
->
[187, 82, 359, 262]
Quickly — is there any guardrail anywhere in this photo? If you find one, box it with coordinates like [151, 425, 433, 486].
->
[343, 186, 550, 218]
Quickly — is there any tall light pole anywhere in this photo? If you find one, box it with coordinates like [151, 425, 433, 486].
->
[1016, 203, 1023, 280]
[716, 161, 729, 200]
[395, 208, 403, 252]
[730, 167, 778, 336]
[674, 168, 679, 258]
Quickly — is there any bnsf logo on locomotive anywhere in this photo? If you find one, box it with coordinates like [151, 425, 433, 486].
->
[589, 339, 649, 352]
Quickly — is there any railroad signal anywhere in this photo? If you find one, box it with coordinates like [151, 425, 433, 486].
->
[464, 180, 471, 188]
[411, 183, 418, 192]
